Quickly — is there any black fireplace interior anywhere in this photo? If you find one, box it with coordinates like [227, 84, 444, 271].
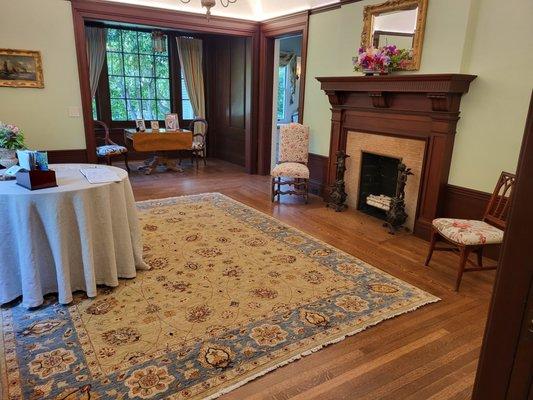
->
[357, 152, 400, 220]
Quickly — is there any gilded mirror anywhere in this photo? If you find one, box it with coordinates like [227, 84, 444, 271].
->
[361, 0, 428, 71]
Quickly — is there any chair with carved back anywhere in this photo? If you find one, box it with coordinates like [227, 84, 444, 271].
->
[188, 118, 208, 170]
[94, 120, 130, 172]
[424, 171, 516, 291]
[271, 123, 310, 204]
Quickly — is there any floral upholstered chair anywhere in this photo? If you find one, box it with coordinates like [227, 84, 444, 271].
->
[271, 123, 310, 204]
[94, 120, 130, 172]
[188, 118, 208, 170]
[425, 172, 516, 291]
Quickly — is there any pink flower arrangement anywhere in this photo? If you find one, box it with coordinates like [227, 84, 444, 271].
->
[353, 45, 412, 74]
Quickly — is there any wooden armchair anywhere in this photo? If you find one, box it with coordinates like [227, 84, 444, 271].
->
[189, 118, 208, 170]
[424, 172, 516, 291]
[94, 120, 130, 172]
[271, 123, 310, 204]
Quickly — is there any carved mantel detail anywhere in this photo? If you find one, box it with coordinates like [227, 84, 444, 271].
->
[317, 74, 477, 239]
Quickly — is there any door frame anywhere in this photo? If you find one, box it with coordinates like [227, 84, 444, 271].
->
[473, 90, 533, 399]
[256, 12, 309, 175]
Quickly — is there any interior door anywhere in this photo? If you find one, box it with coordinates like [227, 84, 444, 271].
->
[473, 91, 533, 399]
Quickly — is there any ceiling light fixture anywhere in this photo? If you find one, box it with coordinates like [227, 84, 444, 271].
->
[179, 0, 237, 19]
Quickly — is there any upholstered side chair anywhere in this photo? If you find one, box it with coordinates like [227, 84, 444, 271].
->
[425, 171, 516, 291]
[189, 118, 208, 170]
[271, 123, 310, 204]
[94, 120, 130, 172]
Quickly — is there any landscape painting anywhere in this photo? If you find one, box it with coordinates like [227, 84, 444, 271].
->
[0, 49, 44, 88]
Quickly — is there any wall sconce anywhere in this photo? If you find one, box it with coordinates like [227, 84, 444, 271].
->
[151, 31, 167, 53]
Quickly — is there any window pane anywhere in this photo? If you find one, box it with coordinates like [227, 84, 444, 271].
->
[92, 97, 98, 120]
[107, 52, 123, 75]
[124, 54, 140, 76]
[181, 77, 190, 100]
[111, 98, 127, 120]
[106, 29, 121, 51]
[140, 77, 155, 99]
[277, 66, 287, 120]
[126, 99, 142, 120]
[155, 56, 169, 77]
[142, 99, 156, 120]
[156, 79, 170, 100]
[124, 77, 140, 99]
[122, 30, 138, 53]
[182, 100, 194, 120]
[109, 76, 125, 98]
[139, 54, 154, 77]
[157, 100, 171, 120]
[138, 32, 152, 54]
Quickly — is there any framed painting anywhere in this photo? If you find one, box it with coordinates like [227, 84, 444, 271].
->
[0, 49, 44, 88]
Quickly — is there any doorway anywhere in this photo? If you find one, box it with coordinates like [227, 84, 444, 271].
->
[270, 34, 303, 170]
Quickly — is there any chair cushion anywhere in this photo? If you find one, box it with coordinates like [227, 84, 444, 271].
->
[432, 218, 504, 245]
[271, 162, 309, 179]
[96, 145, 127, 157]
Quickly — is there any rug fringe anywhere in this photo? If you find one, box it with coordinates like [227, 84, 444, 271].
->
[199, 297, 439, 400]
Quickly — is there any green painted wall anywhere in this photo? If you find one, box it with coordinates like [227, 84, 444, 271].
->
[303, 0, 533, 192]
[0, 0, 85, 150]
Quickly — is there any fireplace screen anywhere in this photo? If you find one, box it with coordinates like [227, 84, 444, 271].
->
[357, 152, 400, 220]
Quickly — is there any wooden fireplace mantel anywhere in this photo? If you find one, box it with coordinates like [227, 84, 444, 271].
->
[317, 73, 477, 239]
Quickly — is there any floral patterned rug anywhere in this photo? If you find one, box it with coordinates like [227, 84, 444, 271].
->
[1, 193, 439, 400]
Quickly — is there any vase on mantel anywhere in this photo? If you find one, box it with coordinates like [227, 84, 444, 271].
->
[0, 148, 18, 168]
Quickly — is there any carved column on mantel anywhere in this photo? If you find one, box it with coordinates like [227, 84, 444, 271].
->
[317, 74, 477, 240]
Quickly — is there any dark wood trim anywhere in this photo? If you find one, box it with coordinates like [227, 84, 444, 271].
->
[47, 149, 88, 164]
[473, 91, 533, 399]
[70, 0, 260, 171]
[257, 11, 309, 175]
[308, 153, 329, 197]
[317, 74, 477, 239]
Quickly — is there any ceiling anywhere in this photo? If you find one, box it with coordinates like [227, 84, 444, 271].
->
[105, 0, 340, 21]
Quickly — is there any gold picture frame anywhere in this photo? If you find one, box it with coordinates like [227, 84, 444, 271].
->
[0, 49, 44, 88]
[360, 0, 428, 71]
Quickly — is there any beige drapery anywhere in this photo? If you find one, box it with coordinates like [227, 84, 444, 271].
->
[85, 26, 107, 99]
[176, 37, 206, 133]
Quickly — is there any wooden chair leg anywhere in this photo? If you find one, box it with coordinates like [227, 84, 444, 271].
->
[304, 179, 309, 204]
[424, 229, 439, 266]
[277, 178, 281, 202]
[271, 178, 276, 202]
[195, 151, 199, 170]
[202, 150, 207, 166]
[455, 246, 471, 291]
[123, 152, 130, 173]
[476, 247, 483, 267]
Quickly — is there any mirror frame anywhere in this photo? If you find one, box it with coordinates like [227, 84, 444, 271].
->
[361, 0, 429, 71]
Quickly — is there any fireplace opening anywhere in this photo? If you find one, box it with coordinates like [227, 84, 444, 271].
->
[357, 152, 400, 220]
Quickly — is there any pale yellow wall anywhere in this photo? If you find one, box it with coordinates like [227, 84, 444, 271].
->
[303, 0, 533, 192]
[0, 0, 85, 150]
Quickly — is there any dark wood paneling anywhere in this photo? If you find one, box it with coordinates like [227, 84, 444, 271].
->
[473, 91, 533, 400]
[317, 74, 477, 240]
[47, 149, 88, 164]
[308, 153, 329, 197]
[207, 35, 249, 166]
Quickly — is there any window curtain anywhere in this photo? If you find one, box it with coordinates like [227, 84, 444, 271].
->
[85, 26, 107, 99]
[279, 51, 297, 105]
[176, 37, 206, 133]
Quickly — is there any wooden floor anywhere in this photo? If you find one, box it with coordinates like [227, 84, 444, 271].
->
[127, 158, 495, 400]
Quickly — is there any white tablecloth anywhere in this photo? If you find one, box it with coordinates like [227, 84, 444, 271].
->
[0, 164, 147, 308]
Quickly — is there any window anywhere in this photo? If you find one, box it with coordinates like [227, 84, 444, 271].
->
[91, 97, 98, 120]
[181, 74, 194, 120]
[106, 28, 171, 121]
[277, 66, 287, 120]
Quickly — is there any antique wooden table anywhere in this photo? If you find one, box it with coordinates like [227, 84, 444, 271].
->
[124, 128, 193, 175]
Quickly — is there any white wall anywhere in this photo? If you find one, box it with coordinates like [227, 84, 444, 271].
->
[0, 0, 85, 151]
[303, 0, 533, 192]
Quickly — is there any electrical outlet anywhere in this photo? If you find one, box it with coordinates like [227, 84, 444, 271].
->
[68, 106, 80, 117]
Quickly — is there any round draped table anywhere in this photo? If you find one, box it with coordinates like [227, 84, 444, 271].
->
[0, 164, 147, 308]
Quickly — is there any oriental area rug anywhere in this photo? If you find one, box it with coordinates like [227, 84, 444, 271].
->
[1, 193, 439, 400]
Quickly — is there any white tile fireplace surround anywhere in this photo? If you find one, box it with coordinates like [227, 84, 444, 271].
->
[345, 131, 426, 231]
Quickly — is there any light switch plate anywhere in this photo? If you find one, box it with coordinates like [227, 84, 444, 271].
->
[68, 106, 80, 117]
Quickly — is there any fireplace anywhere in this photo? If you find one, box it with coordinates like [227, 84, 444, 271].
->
[357, 152, 399, 220]
[317, 74, 477, 239]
